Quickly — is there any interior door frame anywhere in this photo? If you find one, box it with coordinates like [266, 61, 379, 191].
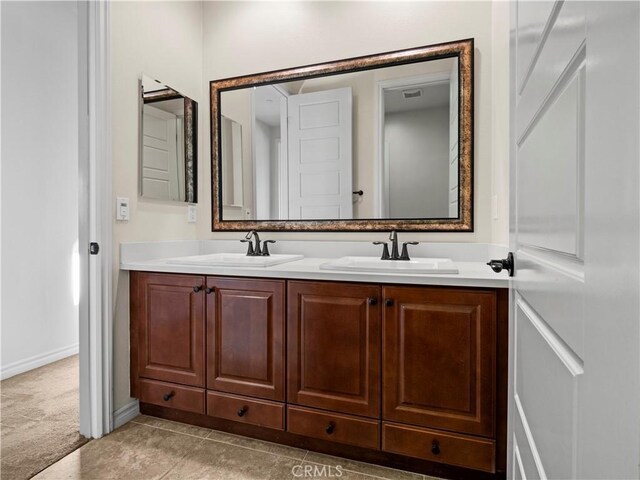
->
[78, 0, 113, 438]
[376, 72, 451, 218]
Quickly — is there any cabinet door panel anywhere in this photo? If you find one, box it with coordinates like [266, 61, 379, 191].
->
[135, 273, 206, 387]
[288, 281, 380, 417]
[207, 277, 285, 401]
[383, 286, 496, 436]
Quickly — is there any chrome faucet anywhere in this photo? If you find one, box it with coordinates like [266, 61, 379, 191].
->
[373, 231, 419, 261]
[241, 231, 275, 256]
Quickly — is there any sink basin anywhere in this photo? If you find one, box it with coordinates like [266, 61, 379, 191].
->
[166, 253, 304, 267]
[320, 256, 458, 274]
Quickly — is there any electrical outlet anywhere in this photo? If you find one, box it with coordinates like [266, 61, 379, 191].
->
[116, 197, 130, 221]
[188, 204, 197, 223]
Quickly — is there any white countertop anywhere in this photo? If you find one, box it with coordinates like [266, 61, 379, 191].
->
[120, 240, 509, 288]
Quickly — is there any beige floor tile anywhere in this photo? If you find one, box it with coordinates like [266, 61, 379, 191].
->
[33, 422, 205, 480]
[205, 429, 308, 460]
[163, 437, 302, 480]
[132, 414, 212, 439]
[303, 451, 423, 480]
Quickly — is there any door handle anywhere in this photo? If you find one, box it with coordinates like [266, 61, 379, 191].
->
[487, 252, 514, 277]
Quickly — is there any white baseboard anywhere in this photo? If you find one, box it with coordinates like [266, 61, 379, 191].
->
[113, 400, 140, 429]
[1, 343, 79, 380]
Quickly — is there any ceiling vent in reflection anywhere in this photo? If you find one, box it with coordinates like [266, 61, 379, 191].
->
[402, 88, 423, 99]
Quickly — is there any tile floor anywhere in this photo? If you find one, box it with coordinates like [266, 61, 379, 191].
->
[34, 415, 441, 480]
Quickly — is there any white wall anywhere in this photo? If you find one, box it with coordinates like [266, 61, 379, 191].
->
[1, 1, 80, 378]
[111, 1, 204, 410]
[201, 1, 510, 243]
[110, 0, 511, 411]
[385, 106, 450, 218]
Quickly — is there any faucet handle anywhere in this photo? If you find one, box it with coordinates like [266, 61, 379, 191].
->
[373, 241, 391, 260]
[240, 239, 254, 256]
[262, 240, 276, 256]
[400, 241, 419, 261]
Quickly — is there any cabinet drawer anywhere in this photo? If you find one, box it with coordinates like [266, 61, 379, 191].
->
[287, 406, 380, 450]
[207, 391, 284, 430]
[139, 379, 205, 414]
[382, 422, 495, 473]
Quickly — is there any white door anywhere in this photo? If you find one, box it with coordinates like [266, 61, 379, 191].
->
[142, 105, 179, 201]
[509, 2, 640, 479]
[287, 87, 352, 219]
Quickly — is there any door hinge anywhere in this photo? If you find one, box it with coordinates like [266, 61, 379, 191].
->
[89, 242, 100, 255]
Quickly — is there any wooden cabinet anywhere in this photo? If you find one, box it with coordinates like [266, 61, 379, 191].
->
[131, 274, 507, 478]
[287, 281, 381, 418]
[131, 272, 206, 388]
[382, 286, 497, 437]
[206, 277, 285, 401]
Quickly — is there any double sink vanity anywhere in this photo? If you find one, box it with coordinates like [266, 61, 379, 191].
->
[123, 237, 509, 480]
[129, 38, 510, 479]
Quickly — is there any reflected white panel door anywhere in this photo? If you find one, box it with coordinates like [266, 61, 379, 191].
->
[287, 87, 352, 219]
[142, 105, 179, 200]
[509, 2, 640, 479]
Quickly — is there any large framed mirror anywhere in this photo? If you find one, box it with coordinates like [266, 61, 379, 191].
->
[139, 75, 198, 203]
[210, 38, 472, 231]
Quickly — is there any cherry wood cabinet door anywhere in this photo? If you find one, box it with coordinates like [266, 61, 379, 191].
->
[207, 277, 285, 401]
[288, 281, 381, 418]
[383, 286, 496, 437]
[133, 272, 206, 387]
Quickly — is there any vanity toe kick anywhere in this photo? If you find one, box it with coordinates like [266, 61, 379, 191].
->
[287, 405, 380, 450]
[206, 391, 285, 430]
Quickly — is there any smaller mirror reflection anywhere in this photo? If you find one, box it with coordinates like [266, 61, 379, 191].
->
[140, 75, 197, 203]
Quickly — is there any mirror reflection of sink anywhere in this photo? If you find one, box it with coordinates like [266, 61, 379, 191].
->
[320, 256, 459, 274]
[166, 253, 304, 267]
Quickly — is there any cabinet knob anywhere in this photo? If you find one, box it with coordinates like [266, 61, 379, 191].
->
[368, 297, 378, 306]
[385, 298, 394, 307]
[431, 439, 440, 455]
[193, 286, 202, 293]
[237, 406, 248, 417]
[163, 391, 175, 402]
[325, 422, 336, 435]
[205, 287, 214, 294]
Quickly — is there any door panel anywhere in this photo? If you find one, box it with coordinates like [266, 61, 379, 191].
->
[510, 2, 640, 478]
[207, 277, 285, 401]
[135, 273, 205, 387]
[287, 87, 353, 219]
[383, 286, 496, 437]
[287, 281, 380, 417]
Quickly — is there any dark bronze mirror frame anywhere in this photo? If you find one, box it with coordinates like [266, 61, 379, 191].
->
[139, 80, 198, 204]
[210, 38, 473, 232]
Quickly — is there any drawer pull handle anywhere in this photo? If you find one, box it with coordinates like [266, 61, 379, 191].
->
[193, 286, 202, 293]
[431, 439, 440, 455]
[325, 422, 336, 435]
[205, 287, 214, 294]
[368, 297, 378, 306]
[163, 391, 175, 402]
[385, 298, 394, 307]
[237, 406, 248, 417]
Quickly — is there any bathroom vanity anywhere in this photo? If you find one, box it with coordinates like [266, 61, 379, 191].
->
[124, 241, 508, 480]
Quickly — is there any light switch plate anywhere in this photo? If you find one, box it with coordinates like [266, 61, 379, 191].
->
[187, 204, 197, 223]
[116, 197, 129, 221]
